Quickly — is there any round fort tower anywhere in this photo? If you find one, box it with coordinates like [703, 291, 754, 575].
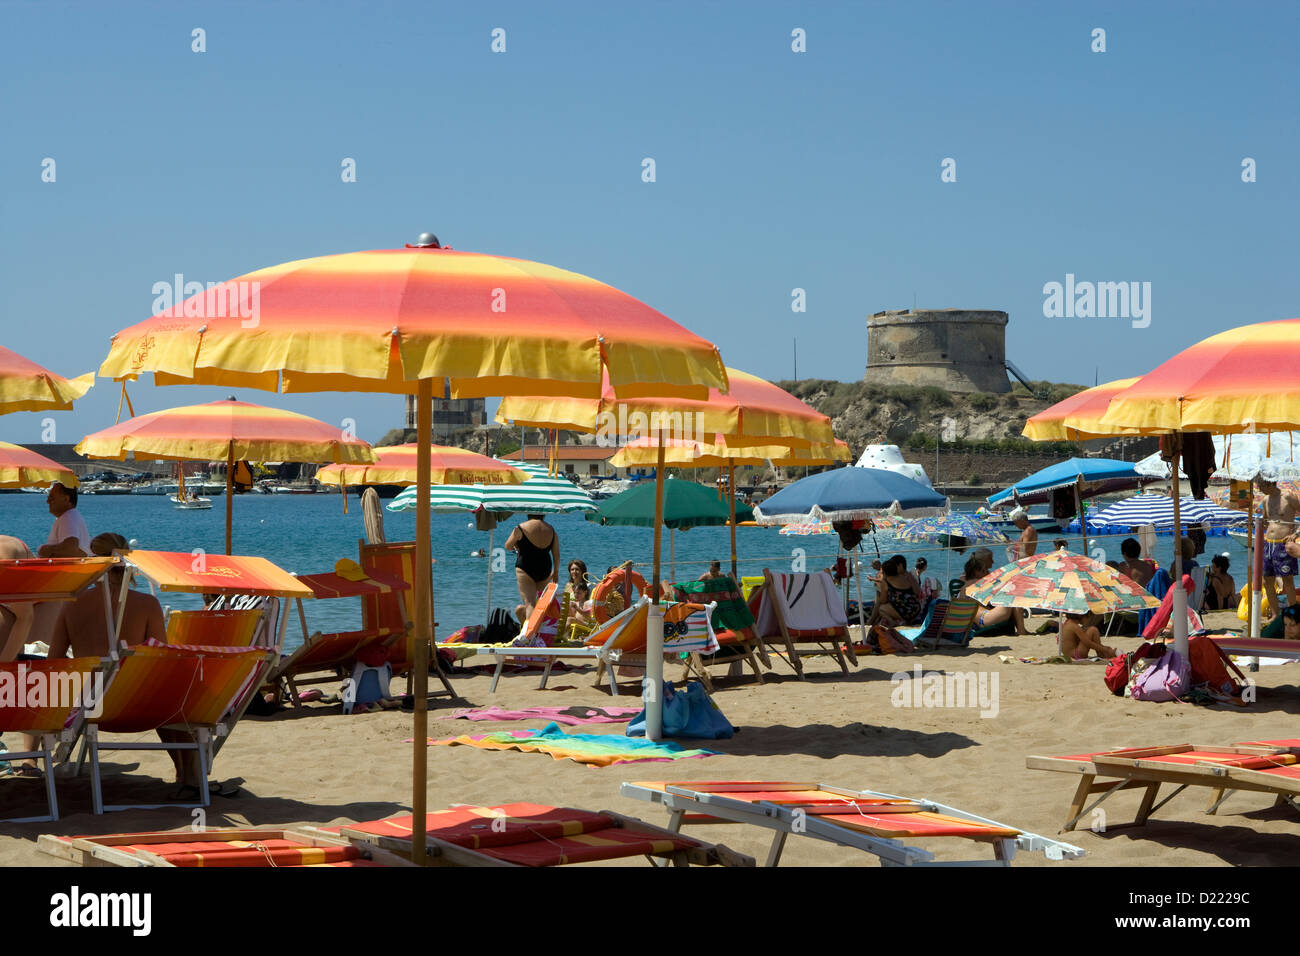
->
[865, 309, 1010, 394]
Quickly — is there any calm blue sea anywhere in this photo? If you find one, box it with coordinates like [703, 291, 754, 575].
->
[0, 493, 1251, 651]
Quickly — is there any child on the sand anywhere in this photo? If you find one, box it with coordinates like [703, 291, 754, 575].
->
[1059, 612, 1116, 660]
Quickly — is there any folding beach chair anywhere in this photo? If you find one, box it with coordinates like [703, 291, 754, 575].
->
[1027, 739, 1300, 832]
[315, 802, 754, 867]
[358, 539, 457, 699]
[271, 567, 411, 704]
[39, 827, 415, 867]
[164, 608, 261, 647]
[0, 557, 118, 822]
[751, 569, 856, 677]
[0, 658, 105, 823]
[672, 575, 769, 689]
[621, 781, 1084, 867]
[82, 641, 274, 813]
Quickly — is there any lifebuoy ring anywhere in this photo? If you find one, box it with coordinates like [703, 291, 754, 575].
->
[591, 566, 648, 622]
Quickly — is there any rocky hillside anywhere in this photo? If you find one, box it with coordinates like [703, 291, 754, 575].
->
[775, 379, 1088, 454]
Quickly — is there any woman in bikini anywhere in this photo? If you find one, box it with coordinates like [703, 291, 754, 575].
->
[870, 556, 924, 626]
[506, 514, 560, 623]
[961, 554, 1030, 635]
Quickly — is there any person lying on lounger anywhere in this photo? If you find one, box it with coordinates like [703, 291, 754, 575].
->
[1059, 612, 1115, 660]
[960, 555, 1029, 636]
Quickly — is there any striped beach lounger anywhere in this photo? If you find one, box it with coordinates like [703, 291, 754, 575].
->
[320, 802, 754, 867]
[38, 827, 415, 867]
[622, 780, 1083, 866]
[1027, 739, 1300, 832]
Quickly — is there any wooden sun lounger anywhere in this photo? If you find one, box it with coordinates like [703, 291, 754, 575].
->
[313, 802, 754, 867]
[621, 780, 1084, 867]
[38, 827, 415, 867]
[1027, 739, 1300, 832]
[753, 570, 857, 678]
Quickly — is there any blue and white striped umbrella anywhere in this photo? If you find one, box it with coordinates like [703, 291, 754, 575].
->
[1086, 494, 1246, 531]
[387, 460, 596, 515]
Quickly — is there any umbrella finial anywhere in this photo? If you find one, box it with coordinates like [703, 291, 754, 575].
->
[411, 232, 441, 249]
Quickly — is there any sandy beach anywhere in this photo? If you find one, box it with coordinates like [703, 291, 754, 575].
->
[5, 612, 1298, 867]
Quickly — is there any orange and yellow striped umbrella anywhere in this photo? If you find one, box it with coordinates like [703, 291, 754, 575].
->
[0, 441, 78, 488]
[1022, 378, 1142, 441]
[1100, 318, 1300, 434]
[610, 436, 851, 469]
[99, 245, 727, 401]
[76, 400, 373, 554]
[497, 367, 832, 447]
[316, 443, 526, 487]
[0, 345, 93, 414]
[75, 399, 373, 464]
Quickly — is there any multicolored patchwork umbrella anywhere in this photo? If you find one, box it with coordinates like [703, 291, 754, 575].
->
[896, 512, 1007, 544]
[0, 346, 94, 415]
[965, 551, 1160, 615]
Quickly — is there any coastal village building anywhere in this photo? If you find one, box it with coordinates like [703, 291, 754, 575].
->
[404, 386, 485, 441]
[500, 445, 625, 478]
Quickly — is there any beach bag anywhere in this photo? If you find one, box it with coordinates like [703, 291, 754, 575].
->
[627, 680, 734, 739]
[1104, 642, 1163, 696]
[1131, 648, 1190, 702]
[483, 608, 519, 643]
[870, 624, 915, 655]
[1187, 635, 1245, 695]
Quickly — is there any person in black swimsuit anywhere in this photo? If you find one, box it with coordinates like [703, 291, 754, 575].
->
[506, 514, 560, 623]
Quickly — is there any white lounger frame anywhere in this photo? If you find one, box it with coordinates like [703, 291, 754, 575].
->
[620, 781, 1085, 867]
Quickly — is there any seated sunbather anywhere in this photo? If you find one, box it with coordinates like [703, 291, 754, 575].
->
[1059, 612, 1115, 660]
[869, 556, 924, 626]
[0, 535, 34, 661]
[959, 556, 1028, 635]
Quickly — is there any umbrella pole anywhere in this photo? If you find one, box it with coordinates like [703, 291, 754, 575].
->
[1171, 441, 1188, 658]
[225, 445, 234, 555]
[1251, 513, 1264, 640]
[646, 441, 666, 741]
[1074, 478, 1087, 558]
[485, 526, 494, 625]
[411, 379, 433, 864]
[728, 464, 738, 582]
[669, 527, 676, 582]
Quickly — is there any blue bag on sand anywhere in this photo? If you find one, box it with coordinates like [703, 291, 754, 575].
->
[627, 681, 734, 739]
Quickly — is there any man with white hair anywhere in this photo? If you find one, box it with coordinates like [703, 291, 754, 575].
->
[1256, 469, 1300, 621]
[1009, 507, 1038, 560]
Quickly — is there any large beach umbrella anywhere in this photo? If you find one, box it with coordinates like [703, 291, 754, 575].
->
[1097, 317, 1300, 654]
[755, 467, 948, 525]
[588, 478, 753, 582]
[1086, 493, 1246, 532]
[1022, 378, 1141, 441]
[0, 442, 78, 488]
[498, 367, 835, 449]
[97, 234, 729, 837]
[317, 443, 527, 489]
[609, 435, 850, 579]
[0, 345, 94, 414]
[76, 399, 373, 554]
[966, 550, 1160, 616]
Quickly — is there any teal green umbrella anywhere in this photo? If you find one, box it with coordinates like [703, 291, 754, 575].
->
[589, 479, 754, 581]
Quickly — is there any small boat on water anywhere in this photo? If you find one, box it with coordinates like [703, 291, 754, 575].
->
[171, 494, 212, 510]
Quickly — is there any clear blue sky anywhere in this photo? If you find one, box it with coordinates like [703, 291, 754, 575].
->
[2, 0, 1296, 446]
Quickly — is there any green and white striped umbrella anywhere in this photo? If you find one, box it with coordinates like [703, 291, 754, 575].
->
[386, 460, 596, 515]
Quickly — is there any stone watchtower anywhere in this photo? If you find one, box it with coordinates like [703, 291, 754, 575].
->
[865, 309, 1010, 394]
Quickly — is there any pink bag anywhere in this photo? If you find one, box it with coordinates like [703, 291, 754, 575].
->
[1131, 648, 1190, 702]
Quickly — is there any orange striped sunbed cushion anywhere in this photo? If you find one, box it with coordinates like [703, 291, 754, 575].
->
[165, 608, 261, 647]
[650, 781, 1020, 840]
[483, 827, 696, 866]
[330, 803, 615, 849]
[126, 837, 363, 867]
[96, 645, 266, 732]
[0, 657, 100, 732]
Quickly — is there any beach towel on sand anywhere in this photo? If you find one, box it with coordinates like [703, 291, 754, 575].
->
[424, 722, 720, 767]
[441, 705, 642, 726]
